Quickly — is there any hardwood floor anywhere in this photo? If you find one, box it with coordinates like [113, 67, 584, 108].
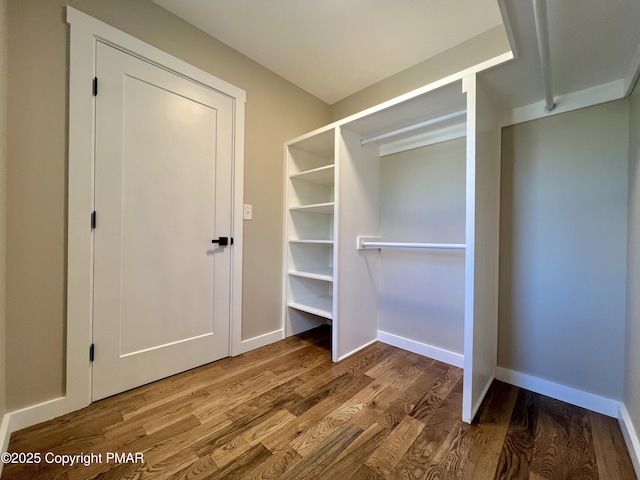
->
[2, 326, 635, 479]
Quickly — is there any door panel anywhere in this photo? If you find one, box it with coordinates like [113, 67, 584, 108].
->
[93, 42, 233, 400]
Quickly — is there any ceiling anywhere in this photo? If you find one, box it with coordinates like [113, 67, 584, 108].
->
[152, 0, 640, 111]
[151, 0, 505, 105]
[483, 0, 640, 111]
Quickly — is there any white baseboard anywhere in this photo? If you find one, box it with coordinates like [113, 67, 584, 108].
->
[8, 396, 70, 433]
[0, 397, 71, 476]
[336, 337, 378, 362]
[377, 330, 464, 368]
[0, 413, 11, 476]
[619, 403, 640, 479]
[233, 328, 284, 356]
[495, 367, 620, 418]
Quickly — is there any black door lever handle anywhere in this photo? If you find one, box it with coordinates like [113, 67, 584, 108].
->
[212, 236, 233, 246]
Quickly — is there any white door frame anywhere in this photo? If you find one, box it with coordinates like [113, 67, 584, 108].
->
[65, 7, 246, 414]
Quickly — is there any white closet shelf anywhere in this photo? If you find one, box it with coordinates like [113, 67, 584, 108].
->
[289, 202, 334, 214]
[290, 165, 335, 186]
[288, 268, 333, 282]
[288, 239, 334, 245]
[288, 295, 333, 320]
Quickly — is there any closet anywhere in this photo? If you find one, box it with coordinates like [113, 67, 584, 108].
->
[284, 73, 501, 423]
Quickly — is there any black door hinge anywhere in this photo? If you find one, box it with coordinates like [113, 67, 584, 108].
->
[91, 211, 96, 230]
[89, 344, 95, 362]
[93, 77, 98, 96]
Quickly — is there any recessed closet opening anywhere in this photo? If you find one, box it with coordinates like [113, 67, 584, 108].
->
[285, 75, 502, 422]
[285, 79, 469, 359]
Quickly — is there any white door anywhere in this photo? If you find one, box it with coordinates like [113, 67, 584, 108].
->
[92, 42, 233, 400]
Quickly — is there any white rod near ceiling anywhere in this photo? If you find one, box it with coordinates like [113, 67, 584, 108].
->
[533, 0, 556, 112]
[360, 109, 466, 146]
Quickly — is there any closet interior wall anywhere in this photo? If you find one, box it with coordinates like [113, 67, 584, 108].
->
[377, 138, 466, 359]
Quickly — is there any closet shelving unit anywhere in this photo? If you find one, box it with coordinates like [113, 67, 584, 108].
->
[284, 69, 502, 423]
[285, 129, 336, 324]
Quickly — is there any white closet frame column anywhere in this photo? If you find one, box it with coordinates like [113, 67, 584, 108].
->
[333, 127, 381, 361]
[462, 73, 502, 423]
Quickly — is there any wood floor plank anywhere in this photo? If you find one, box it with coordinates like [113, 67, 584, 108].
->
[351, 383, 406, 430]
[321, 423, 391, 479]
[260, 373, 374, 453]
[419, 419, 474, 479]
[378, 363, 454, 429]
[166, 451, 219, 480]
[364, 415, 425, 478]
[240, 408, 297, 446]
[242, 446, 303, 480]
[390, 380, 464, 480]
[67, 415, 202, 480]
[494, 389, 539, 480]
[589, 410, 637, 480]
[286, 372, 356, 416]
[205, 443, 272, 479]
[293, 342, 393, 397]
[460, 380, 520, 480]
[117, 447, 198, 480]
[364, 350, 404, 378]
[410, 365, 463, 423]
[350, 464, 386, 480]
[259, 390, 348, 453]
[349, 355, 444, 433]
[289, 374, 389, 457]
[279, 422, 363, 480]
[218, 376, 304, 423]
[530, 396, 598, 480]
[3, 327, 635, 480]
[210, 435, 252, 468]
[141, 411, 231, 467]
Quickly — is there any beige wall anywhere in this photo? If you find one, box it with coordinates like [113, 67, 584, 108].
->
[626, 82, 640, 438]
[329, 26, 510, 121]
[499, 101, 629, 399]
[0, 0, 7, 420]
[6, 0, 330, 410]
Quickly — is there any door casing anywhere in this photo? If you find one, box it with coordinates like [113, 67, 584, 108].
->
[65, 7, 246, 416]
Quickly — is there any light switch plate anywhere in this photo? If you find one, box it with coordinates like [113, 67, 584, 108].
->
[244, 204, 253, 220]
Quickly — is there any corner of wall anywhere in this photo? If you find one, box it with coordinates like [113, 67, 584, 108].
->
[1, 0, 9, 472]
[624, 75, 640, 480]
[619, 403, 640, 479]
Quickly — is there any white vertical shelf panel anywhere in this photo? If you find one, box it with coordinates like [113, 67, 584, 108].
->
[334, 127, 381, 362]
[462, 74, 501, 423]
[284, 130, 336, 338]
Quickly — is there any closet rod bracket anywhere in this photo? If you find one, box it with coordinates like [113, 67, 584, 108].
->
[357, 236, 382, 250]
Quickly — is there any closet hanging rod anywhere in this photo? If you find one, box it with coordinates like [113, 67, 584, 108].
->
[357, 236, 465, 251]
[533, 0, 556, 112]
[360, 109, 467, 146]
